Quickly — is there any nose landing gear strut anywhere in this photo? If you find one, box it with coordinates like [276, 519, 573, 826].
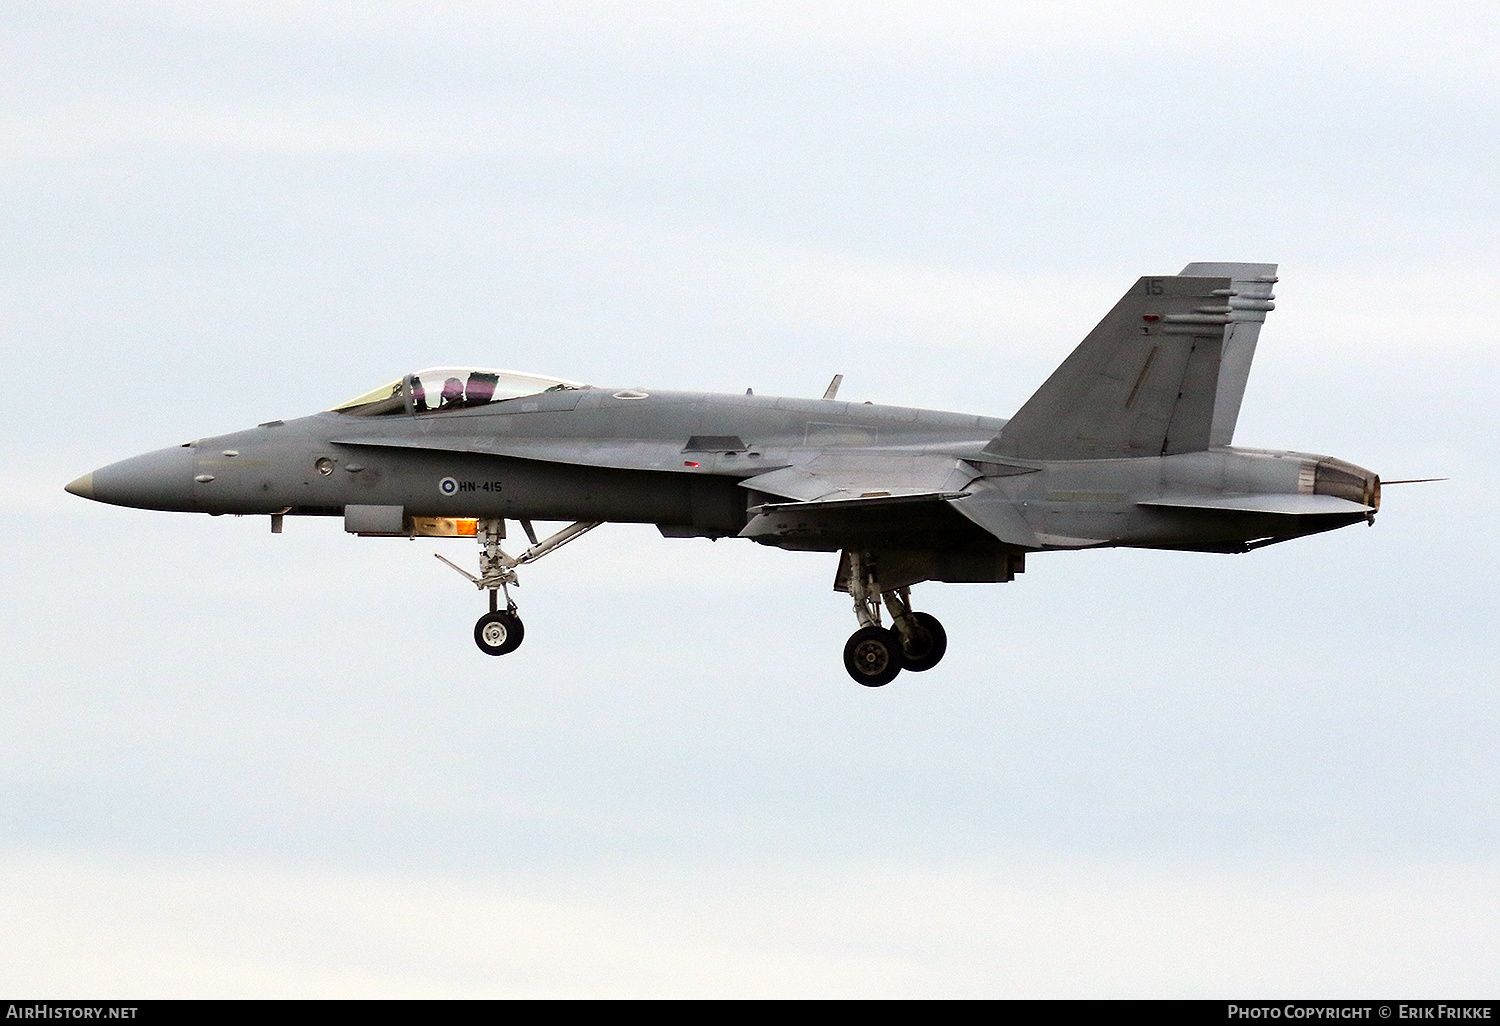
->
[841, 550, 948, 687]
[436, 518, 601, 656]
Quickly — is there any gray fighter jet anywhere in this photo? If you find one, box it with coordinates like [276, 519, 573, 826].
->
[66, 262, 1385, 686]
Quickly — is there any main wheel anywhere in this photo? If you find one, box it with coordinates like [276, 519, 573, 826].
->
[843, 626, 903, 687]
[898, 612, 948, 672]
[474, 610, 524, 656]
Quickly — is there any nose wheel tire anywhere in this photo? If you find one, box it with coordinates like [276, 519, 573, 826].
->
[474, 610, 525, 656]
[898, 612, 948, 672]
[843, 626, 903, 687]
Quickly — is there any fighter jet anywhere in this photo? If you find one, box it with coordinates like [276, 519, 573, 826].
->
[66, 262, 1386, 686]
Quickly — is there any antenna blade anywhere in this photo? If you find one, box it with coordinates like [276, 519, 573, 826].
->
[822, 374, 844, 400]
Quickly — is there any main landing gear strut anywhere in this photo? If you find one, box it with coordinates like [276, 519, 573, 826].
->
[841, 550, 947, 687]
[435, 518, 601, 656]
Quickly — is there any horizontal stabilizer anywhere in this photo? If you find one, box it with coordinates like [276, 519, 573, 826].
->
[1141, 494, 1372, 515]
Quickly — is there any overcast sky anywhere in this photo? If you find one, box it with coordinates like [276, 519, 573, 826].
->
[2, 0, 1498, 997]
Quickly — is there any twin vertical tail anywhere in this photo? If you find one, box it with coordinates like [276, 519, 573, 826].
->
[989, 263, 1277, 461]
[1184, 262, 1279, 447]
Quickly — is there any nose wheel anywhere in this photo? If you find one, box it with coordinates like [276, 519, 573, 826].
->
[839, 551, 948, 686]
[475, 608, 524, 656]
[434, 517, 600, 657]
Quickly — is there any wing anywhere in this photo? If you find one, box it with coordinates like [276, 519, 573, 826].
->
[737, 452, 979, 546]
[738, 451, 978, 502]
[738, 452, 1046, 558]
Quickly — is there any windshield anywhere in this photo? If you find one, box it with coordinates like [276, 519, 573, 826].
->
[329, 377, 406, 416]
[330, 368, 583, 416]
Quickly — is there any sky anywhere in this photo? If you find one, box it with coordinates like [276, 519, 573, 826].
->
[1, 0, 1498, 998]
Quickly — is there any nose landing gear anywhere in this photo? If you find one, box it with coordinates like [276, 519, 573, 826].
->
[840, 550, 948, 687]
[474, 583, 525, 656]
[436, 518, 600, 656]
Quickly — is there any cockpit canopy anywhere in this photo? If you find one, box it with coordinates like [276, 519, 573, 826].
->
[330, 367, 584, 416]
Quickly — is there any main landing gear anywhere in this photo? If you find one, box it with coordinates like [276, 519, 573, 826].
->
[841, 550, 948, 687]
[436, 518, 601, 656]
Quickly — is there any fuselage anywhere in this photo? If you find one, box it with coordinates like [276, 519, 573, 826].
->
[67, 385, 1377, 555]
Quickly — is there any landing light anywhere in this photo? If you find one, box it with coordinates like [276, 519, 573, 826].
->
[410, 517, 478, 537]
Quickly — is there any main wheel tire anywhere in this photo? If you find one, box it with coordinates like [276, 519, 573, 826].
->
[843, 625, 903, 687]
[898, 611, 948, 672]
[474, 610, 525, 656]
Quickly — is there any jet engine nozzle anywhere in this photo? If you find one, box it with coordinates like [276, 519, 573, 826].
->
[1314, 457, 1380, 512]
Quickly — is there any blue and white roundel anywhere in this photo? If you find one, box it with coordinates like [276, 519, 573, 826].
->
[438, 476, 459, 496]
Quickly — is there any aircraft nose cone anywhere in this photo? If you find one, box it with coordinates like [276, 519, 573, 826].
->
[75, 446, 200, 511]
[64, 472, 95, 499]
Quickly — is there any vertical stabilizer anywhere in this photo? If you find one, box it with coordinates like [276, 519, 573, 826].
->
[991, 275, 1234, 460]
[1179, 262, 1277, 445]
